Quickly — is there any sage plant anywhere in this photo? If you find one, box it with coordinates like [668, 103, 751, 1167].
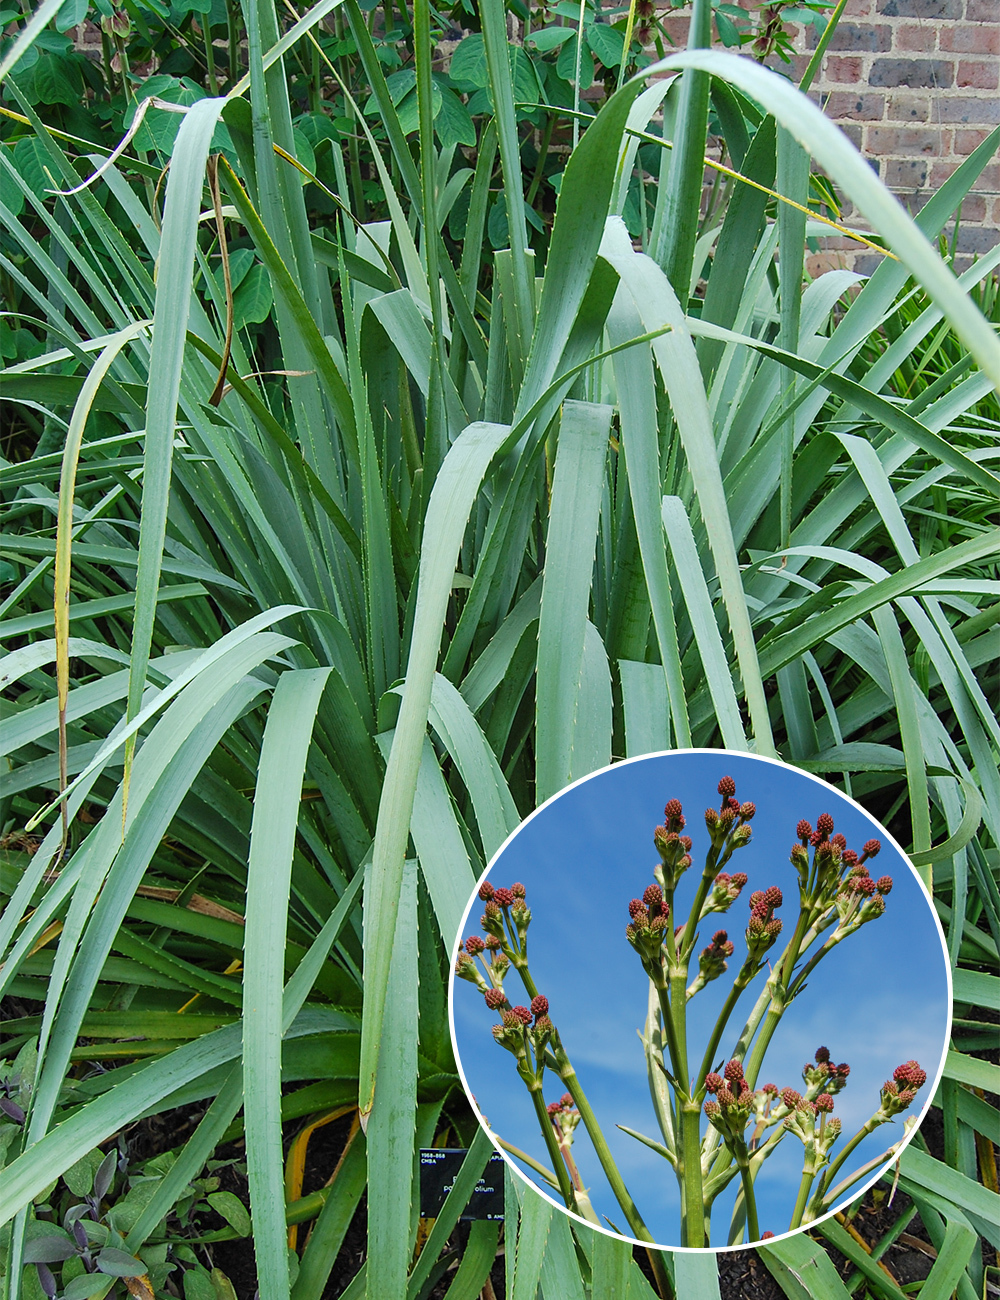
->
[456, 775, 927, 1247]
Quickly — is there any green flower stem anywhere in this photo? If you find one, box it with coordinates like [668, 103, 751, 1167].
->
[786, 935, 837, 1000]
[694, 972, 751, 1099]
[680, 853, 721, 959]
[679, 1100, 706, 1247]
[512, 957, 539, 1001]
[667, 973, 689, 1086]
[742, 910, 812, 1089]
[494, 1136, 560, 1190]
[789, 1157, 820, 1230]
[553, 1047, 657, 1246]
[810, 1118, 877, 1207]
[528, 1080, 578, 1212]
[735, 1153, 760, 1243]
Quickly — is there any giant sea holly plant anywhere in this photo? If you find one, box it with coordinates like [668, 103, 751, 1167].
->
[0, 0, 997, 1292]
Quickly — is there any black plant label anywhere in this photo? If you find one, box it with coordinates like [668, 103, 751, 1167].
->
[418, 1148, 505, 1220]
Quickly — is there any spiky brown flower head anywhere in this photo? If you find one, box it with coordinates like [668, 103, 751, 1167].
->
[732, 824, 753, 848]
[704, 1073, 724, 1094]
[628, 898, 649, 923]
[761, 1231, 775, 1240]
[831, 833, 847, 850]
[747, 886, 784, 956]
[876, 876, 893, 895]
[879, 1075, 920, 1116]
[511, 882, 526, 898]
[644, 883, 664, 912]
[530, 995, 549, 1019]
[547, 1100, 562, 1116]
[739, 802, 756, 822]
[814, 1093, 835, 1113]
[560, 1092, 573, 1107]
[490, 950, 510, 979]
[790, 843, 809, 879]
[797, 819, 813, 843]
[530, 1013, 554, 1054]
[494, 887, 515, 909]
[478, 881, 495, 901]
[465, 935, 486, 956]
[841, 849, 859, 869]
[484, 987, 507, 1010]
[814, 1046, 831, 1064]
[718, 775, 737, 799]
[860, 838, 881, 863]
[719, 806, 737, 829]
[894, 1061, 927, 1090]
[836, 1063, 850, 1079]
[705, 807, 719, 830]
[484, 935, 501, 950]
[816, 812, 835, 837]
[703, 1099, 721, 1119]
[455, 952, 487, 988]
[696, 930, 734, 986]
[500, 1009, 521, 1028]
[663, 797, 685, 827]
[509, 1005, 531, 1026]
[781, 1087, 801, 1109]
[481, 900, 504, 938]
[724, 1058, 745, 1084]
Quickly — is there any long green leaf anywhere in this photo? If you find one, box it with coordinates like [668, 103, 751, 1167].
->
[243, 668, 331, 1300]
[360, 422, 508, 1115]
[536, 400, 612, 803]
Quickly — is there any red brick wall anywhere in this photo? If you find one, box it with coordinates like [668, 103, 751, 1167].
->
[806, 0, 999, 271]
[659, 0, 999, 273]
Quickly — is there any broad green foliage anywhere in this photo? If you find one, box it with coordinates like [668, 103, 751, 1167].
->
[1, 0, 997, 1295]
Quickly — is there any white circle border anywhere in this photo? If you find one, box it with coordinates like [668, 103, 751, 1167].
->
[446, 747, 954, 1255]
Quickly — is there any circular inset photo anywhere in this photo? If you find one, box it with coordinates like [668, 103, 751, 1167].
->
[449, 751, 950, 1251]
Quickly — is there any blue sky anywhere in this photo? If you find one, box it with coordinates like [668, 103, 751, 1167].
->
[450, 752, 950, 1248]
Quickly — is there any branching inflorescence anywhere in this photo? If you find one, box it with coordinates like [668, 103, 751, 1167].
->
[457, 776, 926, 1248]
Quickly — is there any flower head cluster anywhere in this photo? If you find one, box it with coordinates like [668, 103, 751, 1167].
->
[878, 1060, 927, 1118]
[782, 1091, 842, 1157]
[476, 879, 532, 948]
[546, 1092, 581, 1146]
[653, 797, 693, 892]
[835, 851, 891, 934]
[703, 777, 756, 855]
[703, 1059, 759, 1142]
[791, 817, 891, 940]
[486, 985, 555, 1075]
[701, 870, 749, 918]
[802, 1046, 851, 1098]
[745, 885, 784, 960]
[687, 930, 735, 997]
[625, 887, 671, 980]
